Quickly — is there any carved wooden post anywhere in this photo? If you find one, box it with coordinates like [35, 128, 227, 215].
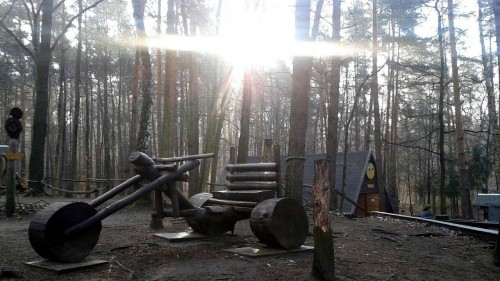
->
[4, 107, 23, 217]
[311, 159, 335, 280]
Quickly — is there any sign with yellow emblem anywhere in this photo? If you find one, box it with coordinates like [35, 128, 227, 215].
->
[366, 162, 375, 180]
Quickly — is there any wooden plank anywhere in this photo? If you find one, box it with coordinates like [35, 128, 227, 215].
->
[25, 258, 108, 273]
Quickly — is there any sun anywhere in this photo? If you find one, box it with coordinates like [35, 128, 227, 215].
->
[215, 1, 296, 69]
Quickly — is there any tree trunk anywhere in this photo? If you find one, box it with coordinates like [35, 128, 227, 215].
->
[386, 12, 399, 213]
[55, 37, 67, 191]
[371, 0, 386, 211]
[69, 0, 83, 194]
[29, 0, 54, 194]
[133, 0, 153, 155]
[84, 29, 93, 194]
[187, 20, 200, 196]
[160, 0, 177, 158]
[102, 50, 112, 185]
[389, 50, 399, 213]
[156, 0, 163, 155]
[18, 50, 27, 174]
[311, 159, 335, 280]
[285, 0, 312, 203]
[494, 0, 500, 193]
[199, 0, 226, 192]
[435, 1, 447, 215]
[327, 0, 340, 210]
[483, 0, 500, 194]
[448, 0, 472, 218]
[237, 69, 252, 164]
[129, 48, 140, 156]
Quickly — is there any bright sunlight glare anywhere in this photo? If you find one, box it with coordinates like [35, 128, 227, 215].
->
[147, 35, 360, 62]
[144, 1, 364, 71]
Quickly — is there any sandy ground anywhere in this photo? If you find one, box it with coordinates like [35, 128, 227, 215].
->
[1, 194, 500, 280]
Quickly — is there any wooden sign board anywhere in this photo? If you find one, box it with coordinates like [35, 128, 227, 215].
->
[5, 151, 23, 160]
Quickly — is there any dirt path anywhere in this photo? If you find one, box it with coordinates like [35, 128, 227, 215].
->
[1, 195, 500, 280]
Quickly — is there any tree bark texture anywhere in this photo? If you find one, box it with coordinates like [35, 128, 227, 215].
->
[371, 0, 386, 211]
[187, 51, 200, 195]
[156, 0, 163, 155]
[435, 1, 447, 214]
[311, 159, 335, 280]
[491, 0, 500, 193]
[237, 69, 252, 164]
[129, 48, 140, 157]
[447, 0, 472, 219]
[160, 0, 177, 157]
[327, 0, 341, 210]
[69, 0, 83, 194]
[286, 0, 312, 203]
[249, 198, 308, 250]
[133, 0, 153, 156]
[29, 0, 54, 194]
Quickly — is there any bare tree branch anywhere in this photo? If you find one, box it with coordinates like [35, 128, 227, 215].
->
[0, 18, 34, 58]
[53, 0, 66, 13]
[50, 0, 107, 53]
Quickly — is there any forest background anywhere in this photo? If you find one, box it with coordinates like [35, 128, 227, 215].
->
[0, 0, 497, 219]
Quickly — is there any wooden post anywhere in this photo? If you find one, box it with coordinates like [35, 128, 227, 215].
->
[5, 139, 19, 217]
[168, 182, 179, 218]
[311, 159, 335, 280]
[229, 147, 236, 164]
[151, 188, 165, 228]
[274, 144, 282, 198]
[262, 139, 273, 162]
[4, 107, 23, 217]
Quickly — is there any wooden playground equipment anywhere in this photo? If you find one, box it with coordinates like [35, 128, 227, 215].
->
[28, 148, 308, 263]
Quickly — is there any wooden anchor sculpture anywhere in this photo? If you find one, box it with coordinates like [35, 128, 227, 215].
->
[28, 152, 308, 263]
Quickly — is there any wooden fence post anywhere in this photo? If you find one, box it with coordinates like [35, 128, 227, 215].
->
[229, 147, 236, 164]
[262, 139, 273, 162]
[311, 159, 335, 280]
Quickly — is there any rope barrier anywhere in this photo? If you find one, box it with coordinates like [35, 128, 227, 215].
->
[44, 176, 126, 183]
[40, 180, 99, 195]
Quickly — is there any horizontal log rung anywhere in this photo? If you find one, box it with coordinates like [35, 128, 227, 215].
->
[226, 173, 278, 182]
[226, 163, 278, 172]
[226, 182, 278, 191]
